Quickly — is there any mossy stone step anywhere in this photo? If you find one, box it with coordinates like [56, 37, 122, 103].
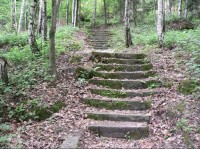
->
[89, 78, 161, 89]
[92, 51, 147, 59]
[99, 58, 149, 64]
[94, 63, 153, 72]
[86, 112, 151, 123]
[88, 121, 149, 139]
[89, 88, 158, 98]
[93, 71, 156, 79]
[83, 98, 151, 110]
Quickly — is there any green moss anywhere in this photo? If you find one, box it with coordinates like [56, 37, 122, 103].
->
[177, 80, 197, 95]
[70, 55, 83, 64]
[87, 113, 108, 120]
[146, 80, 162, 88]
[91, 89, 128, 98]
[50, 101, 66, 113]
[143, 100, 152, 109]
[35, 107, 52, 121]
[84, 99, 129, 110]
[90, 80, 122, 89]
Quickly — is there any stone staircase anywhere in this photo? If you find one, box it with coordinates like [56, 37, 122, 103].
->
[82, 51, 161, 139]
[87, 28, 112, 50]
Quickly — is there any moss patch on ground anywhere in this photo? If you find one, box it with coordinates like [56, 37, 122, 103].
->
[177, 79, 198, 95]
[91, 89, 128, 98]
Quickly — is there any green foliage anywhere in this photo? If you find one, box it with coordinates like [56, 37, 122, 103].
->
[0, 123, 13, 148]
[176, 118, 192, 133]
[177, 79, 198, 95]
[0, 34, 28, 47]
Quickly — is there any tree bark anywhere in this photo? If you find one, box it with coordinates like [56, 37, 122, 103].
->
[18, 0, 25, 34]
[25, 0, 29, 30]
[93, 0, 97, 26]
[184, 0, 188, 18]
[166, 0, 171, 17]
[157, 0, 164, 48]
[178, 0, 182, 17]
[12, 0, 17, 34]
[125, 0, 132, 48]
[38, 0, 43, 34]
[72, 0, 78, 26]
[132, 0, 137, 26]
[41, 0, 47, 42]
[49, 0, 61, 78]
[28, 0, 39, 53]
[103, 0, 107, 27]
[66, 0, 69, 24]
[0, 57, 9, 85]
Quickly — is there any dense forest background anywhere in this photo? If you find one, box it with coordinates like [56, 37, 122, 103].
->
[0, 0, 200, 148]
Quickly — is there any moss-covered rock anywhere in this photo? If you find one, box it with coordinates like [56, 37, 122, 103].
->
[177, 80, 197, 95]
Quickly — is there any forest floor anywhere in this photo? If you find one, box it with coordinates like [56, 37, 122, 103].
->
[6, 29, 200, 148]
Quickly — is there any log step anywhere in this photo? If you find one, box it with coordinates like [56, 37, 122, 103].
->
[86, 111, 151, 123]
[83, 98, 151, 110]
[88, 121, 149, 139]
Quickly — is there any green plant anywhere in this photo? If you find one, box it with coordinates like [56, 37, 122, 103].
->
[176, 118, 192, 133]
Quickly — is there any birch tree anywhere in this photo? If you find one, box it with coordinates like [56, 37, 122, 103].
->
[178, 0, 182, 17]
[93, 0, 97, 26]
[18, 0, 25, 34]
[166, 0, 171, 17]
[125, 0, 132, 48]
[12, 0, 17, 33]
[28, 0, 39, 53]
[184, 0, 188, 18]
[72, 0, 78, 26]
[41, 0, 47, 42]
[157, 0, 164, 48]
[49, 0, 61, 77]
[25, 0, 29, 30]
[38, 0, 43, 34]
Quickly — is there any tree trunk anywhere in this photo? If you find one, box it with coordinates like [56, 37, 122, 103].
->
[66, 0, 69, 24]
[38, 0, 43, 35]
[25, 0, 29, 30]
[184, 0, 188, 18]
[72, 0, 77, 26]
[166, 0, 171, 17]
[18, 0, 25, 34]
[125, 0, 132, 48]
[119, 0, 125, 23]
[132, 0, 137, 26]
[103, 0, 107, 27]
[41, 0, 47, 42]
[157, 0, 164, 48]
[178, 0, 182, 17]
[49, 0, 61, 78]
[28, 0, 39, 53]
[12, 0, 17, 34]
[0, 57, 9, 85]
[93, 0, 97, 26]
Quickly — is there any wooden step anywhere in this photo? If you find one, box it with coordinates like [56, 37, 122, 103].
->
[94, 63, 153, 71]
[92, 51, 147, 59]
[100, 57, 149, 64]
[86, 111, 151, 123]
[89, 88, 158, 98]
[83, 98, 151, 110]
[92, 70, 156, 79]
[89, 78, 161, 89]
[88, 121, 149, 139]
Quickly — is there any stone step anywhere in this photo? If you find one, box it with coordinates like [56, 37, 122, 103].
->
[100, 57, 149, 64]
[94, 63, 153, 72]
[89, 78, 161, 89]
[92, 51, 147, 59]
[86, 111, 151, 123]
[83, 98, 151, 110]
[92, 70, 156, 79]
[88, 121, 149, 139]
[90, 47, 108, 50]
[89, 88, 158, 98]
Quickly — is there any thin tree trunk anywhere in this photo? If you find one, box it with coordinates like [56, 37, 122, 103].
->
[119, 0, 125, 23]
[72, 0, 77, 26]
[38, 0, 43, 34]
[28, 0, 39, 53]
[166, 0, 171, 17]
[178, 0, 182, 17]
[125, 0, 132, 48]
[157, 0, 164, 48]
[12, 0, 17, 34]
[18, 0, 25, 34]
[66, 0, 69, 24]
[93, 0, 97, 26]
[103, 0, 107, 27]
[41, 0, 47, 42]
[0, 57, 9, 85]
[132, 0, 137, 26]
[25, 0, 29, 30]
[184, 0, 188, 18]
[49, 0, 61, 78]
